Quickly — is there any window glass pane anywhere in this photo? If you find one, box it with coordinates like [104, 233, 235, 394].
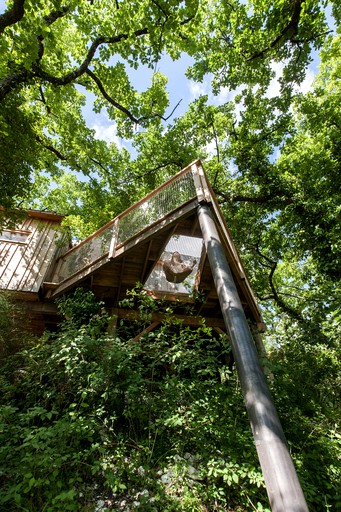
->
[0, 230, 30, 243]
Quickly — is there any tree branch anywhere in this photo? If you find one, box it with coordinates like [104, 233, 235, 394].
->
[0, 5, 70, 101]
[88, 157, 111, 175]
[136, 160, 184, 177]
[0, 27, 149, 102]
[32, 29, 149, 87]
[247, 0, 303, 61]
[36, 5, 70, 60]
[0, 68, 32, 101]
[253, 243, 305, 323]
[118, 161, 185, 186]
[0, 0, 25, 34]
[212, 123, 220, 161]
[291, 29, 332, 46]
[216, 190, 293, 205]
[36, 135, 68, 161]
[151, 0, 169, 19]
[36, 135, 90, 176]
[153, 98, 182, 121]
[85, 68, 140, 124]
[39, 86, 51, 114]
[0, 3, 195, 102]
[44, 6, 69, 26]
[86, 68, 182, 124]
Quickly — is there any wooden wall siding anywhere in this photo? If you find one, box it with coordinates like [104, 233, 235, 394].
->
[0, 216, 64, 293]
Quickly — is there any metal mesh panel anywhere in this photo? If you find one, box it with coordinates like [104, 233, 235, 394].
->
[144, 235, 203, 295]
[54, 170, 197, 283]
[56, 225, 113, 282]
[117, 171, 196, 245]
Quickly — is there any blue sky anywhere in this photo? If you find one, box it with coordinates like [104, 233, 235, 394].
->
[83, 53, 197, 148]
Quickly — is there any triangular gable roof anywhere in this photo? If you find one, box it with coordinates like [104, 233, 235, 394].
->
[44, 160, 264, 329]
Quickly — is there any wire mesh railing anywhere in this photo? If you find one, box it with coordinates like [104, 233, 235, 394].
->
[55, 224, 114, 283]
[53, 166, 199, 283]
[116, 170, 197, 245]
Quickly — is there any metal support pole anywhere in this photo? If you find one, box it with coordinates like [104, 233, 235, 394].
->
[197, 203, 309, 512]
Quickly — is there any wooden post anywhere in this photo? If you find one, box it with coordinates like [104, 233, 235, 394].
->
[197, 203, 309, 512]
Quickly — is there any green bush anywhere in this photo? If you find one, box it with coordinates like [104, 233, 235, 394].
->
[0, 288, 339, 511]
[0, 293, 34, 358]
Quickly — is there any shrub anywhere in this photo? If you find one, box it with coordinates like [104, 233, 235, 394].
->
[0, 288, 339, 511]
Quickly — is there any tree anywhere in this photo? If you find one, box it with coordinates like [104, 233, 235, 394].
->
[0, 288, 339, 510]
[0, 0, 201, 211]
[1, 2, 340, 509]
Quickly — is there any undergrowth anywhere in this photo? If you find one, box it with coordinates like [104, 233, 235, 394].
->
[0, 289, 339, 511]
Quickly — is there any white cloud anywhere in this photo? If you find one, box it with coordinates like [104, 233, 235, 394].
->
[92, 121, 121, 146]
[267, 61, 285, 98]
[205, 139, 217, 157]
[214, 86, 230, 104]
[212, 84, 244, 106]
[188, 79, 210, 100]
[267, 61, 316, 98]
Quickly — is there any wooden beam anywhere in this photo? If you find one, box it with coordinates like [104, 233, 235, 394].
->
[18, 300, 58, 312]
[116, 256, 125, 301]
[140, 239, 152, 283]
[46, 254, 111, 298]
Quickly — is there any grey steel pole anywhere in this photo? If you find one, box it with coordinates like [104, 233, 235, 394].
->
[197, 203, 309, 512]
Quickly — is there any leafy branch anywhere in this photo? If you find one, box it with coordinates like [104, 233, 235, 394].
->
[0, 9, 149, 102]
[36, 135, 68, 162]
[0, 0, 25, 34]
[0, 1, 194, 103]
[247, 0, 303, 61]
[216, 190, 293, 206]
[35, 135, 95, 178]
[252, 242, 305, 323]
[85, 68, 182, 124]
[31, 28, 149, 89]
[36, 7, 70, 61]
[85, 69, 140, 124]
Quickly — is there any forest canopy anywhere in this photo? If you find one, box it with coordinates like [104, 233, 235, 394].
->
[0, 0, 340, 510]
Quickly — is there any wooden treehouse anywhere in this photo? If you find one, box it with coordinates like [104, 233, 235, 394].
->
[0, 160, 309, 511]
[0, 160, 263, 337]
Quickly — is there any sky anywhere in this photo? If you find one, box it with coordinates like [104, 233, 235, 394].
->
[86, 54, 317, 154]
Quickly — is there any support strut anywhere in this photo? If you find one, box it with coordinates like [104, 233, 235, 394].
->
[197, 203, 308, 512]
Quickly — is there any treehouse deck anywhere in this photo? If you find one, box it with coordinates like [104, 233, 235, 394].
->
[1, 161, 264, 334]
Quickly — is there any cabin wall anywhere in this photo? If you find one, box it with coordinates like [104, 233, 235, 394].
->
[0, 216, 65, 294]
